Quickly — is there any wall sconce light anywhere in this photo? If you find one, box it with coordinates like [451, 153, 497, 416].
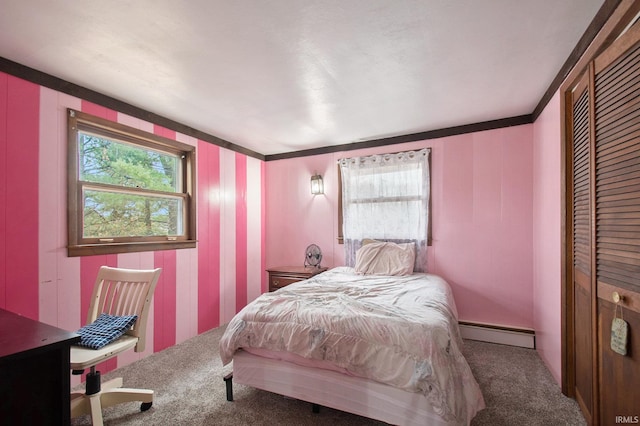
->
[311, 173, 324, 195]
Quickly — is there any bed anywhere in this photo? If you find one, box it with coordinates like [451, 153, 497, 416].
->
[219, 257, 485, 426]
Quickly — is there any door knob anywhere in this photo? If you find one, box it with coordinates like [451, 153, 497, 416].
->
[612, 291, 624, 303]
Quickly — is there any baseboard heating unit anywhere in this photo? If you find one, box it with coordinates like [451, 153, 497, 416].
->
[458, 321, 535, 349]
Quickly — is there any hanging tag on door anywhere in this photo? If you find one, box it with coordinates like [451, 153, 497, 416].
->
[610, 302, 628, 356]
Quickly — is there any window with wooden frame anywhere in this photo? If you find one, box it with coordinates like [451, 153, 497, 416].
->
[67, 109, 196, 256]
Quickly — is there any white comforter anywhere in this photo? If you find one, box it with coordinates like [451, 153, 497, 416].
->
[219, 267, 484, 424]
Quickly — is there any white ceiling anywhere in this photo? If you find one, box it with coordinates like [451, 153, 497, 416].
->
[0, 1, 604, 156]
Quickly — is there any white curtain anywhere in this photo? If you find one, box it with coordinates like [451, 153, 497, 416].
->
[339, 148, 430, 272]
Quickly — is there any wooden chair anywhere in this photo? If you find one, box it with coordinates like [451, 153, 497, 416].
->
[70, 266, 162, 426]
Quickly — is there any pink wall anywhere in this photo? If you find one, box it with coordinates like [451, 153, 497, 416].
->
[0, 74, 40, 319]
[532, 91, 563, 384]
[0, 68, 566, 386]
[0, 72, 265, 379]
[266, 125, 535, 329]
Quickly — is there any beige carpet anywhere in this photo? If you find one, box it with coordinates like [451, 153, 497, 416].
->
[71, 325, 586, 425]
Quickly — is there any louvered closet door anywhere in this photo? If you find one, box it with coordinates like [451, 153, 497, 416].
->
[593, 22, 640, 424]
[570, 71, 595, 424]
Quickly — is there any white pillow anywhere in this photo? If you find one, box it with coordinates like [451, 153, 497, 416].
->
[354, 241, 416, 276]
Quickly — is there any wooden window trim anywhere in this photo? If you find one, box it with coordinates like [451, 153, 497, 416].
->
[67, 109, 196, 257]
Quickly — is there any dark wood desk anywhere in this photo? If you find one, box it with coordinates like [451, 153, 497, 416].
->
[0, 308, 80, 425]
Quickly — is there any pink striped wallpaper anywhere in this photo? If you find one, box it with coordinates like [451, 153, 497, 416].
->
[197, 140, 221, 334]
[1, 75, 39, 319]
[235, 153, 248, 313]
[0, 72, 265, 378]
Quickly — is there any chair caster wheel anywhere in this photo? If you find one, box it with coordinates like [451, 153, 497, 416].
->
[141, 402, 153, 411]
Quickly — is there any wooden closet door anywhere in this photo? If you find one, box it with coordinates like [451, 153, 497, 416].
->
[570, 71, 595, 424]
[593, 21, 640, 424]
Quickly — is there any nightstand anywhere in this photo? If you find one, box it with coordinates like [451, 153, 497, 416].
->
[267, 266, 328, 292]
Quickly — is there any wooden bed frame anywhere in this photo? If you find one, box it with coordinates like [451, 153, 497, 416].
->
[224, 350, 454, 426]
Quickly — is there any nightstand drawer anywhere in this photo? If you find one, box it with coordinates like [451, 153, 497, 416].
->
[267, 266, 328, 292]
[270, 276, 301, 290]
